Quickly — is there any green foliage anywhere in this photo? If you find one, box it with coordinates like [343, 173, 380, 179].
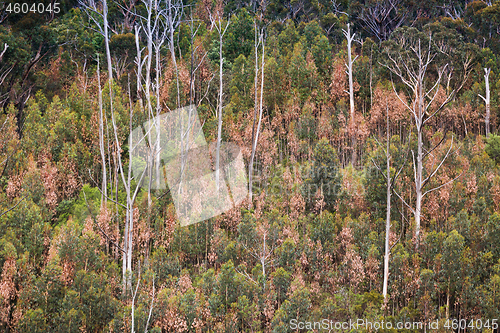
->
[224, 9, 254, 64]
[303, 138, 342, 211]
[485, 134, 500, 165]
[3, 1, 500, 331]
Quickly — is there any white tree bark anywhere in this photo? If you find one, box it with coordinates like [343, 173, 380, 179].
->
[248, 25, 265, 208]
[342, 23, 358, 166]
[210, 14, 229, 191]
[134, 25, 144, 109]
[383, 107, 391, 300]
[385, 37, 456, 247]
[96, 56, 108, 206]
[343, 23, 357, 124]
[479, 68, 491, 137]
[80, 0, 124, 279]
[0, 43, 8, 63]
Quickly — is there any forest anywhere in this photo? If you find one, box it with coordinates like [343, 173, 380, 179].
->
[1, 0, 500, 331]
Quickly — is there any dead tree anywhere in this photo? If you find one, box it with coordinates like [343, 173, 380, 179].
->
[237, 222, 277, 291]
[358, 0, 407, 43]
[342, 23, 358, 166]
[248, 23, 265, 207]
[0, 43, 8, 63]
[79, 0, 115, 204]
[479, 68, 491, 137]
[371, 105, 408, 301]
[384, 33, 458, 247]
[136, 0, 169, 201]
[80, 0, 146, 294]
[209, 12, 230, 191]
[96, 56, 108, 205]
[187, 13, 209, 106]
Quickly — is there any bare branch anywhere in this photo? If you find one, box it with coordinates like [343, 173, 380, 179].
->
[144, 277, 155, 333]
[393, 188, 415, 214]
[422, 171, 462, 198]
[0, 43, 8, 63]
[421, 136, 454, 188]
[0, 196, 26, 218]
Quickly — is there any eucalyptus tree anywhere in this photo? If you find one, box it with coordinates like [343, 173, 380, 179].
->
[357, 0, 407, 43]
[79, 0, 154, 295]
[135, 0, 171, 201]
[248, 22, 265, 207]
[342, 23, 358, 166]
[370, 105, 408, 301]
[209, 9, 230, 191]
[479, 68, 492, 137]
[79, 0, 114, 204]
[383, 28, 459, 247]
[0, 43, 11, 89]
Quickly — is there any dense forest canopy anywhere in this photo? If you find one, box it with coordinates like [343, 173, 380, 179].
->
[1, 0, 500, 332]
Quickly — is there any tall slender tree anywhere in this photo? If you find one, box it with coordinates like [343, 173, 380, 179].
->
[384, 31, 457, 247]
[371, 105, 407, 301]
[479, 67, 492, 137]
[342, 23, 358, 166]
[209, 10, 230, 191]
[249, 22, 265, 207]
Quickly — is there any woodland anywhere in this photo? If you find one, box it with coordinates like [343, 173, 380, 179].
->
[1, 0, 500, 332]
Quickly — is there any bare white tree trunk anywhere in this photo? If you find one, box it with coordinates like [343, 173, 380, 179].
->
[0, 44, 14, 88]
[0, 43, 8, 62]
[135, 26, 144, 108]
[479, 68, 491, 137]
[248, 24, 259, 207]
[238, 223, 275, 291]
[142, 0, 155, 207]
[210, 15, 229, 191]
[248, 25, 265, 208]
[80, 0, 125, 281]
[383, 107, 391, 300]
[96, 56, 108, 206]
[343, 23, 357, 124]
[385, 37, 456, 248]
[154, 34, 163, 191]
[342, 23, 358, 166]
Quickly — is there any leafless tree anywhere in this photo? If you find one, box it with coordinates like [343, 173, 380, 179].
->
[479, 68, 491, 137]
[284, 0, 305, 20]
[117, 0, 139, 32]
[0, 44, 14, 105]
[237, 222, 276, 291]
[384, 34, 459, 247]
[330, 0, 348, 16]
[134, 25, 145, 109]
[79, 0, 115, 205]
[136, 0, 166, 202]
[436, 1, 472, 20]
[358, 0, 407, 43]
[80, 0, 148, 298]
[187, 13, 210, 106]
[96, 56, 108, 205]
[342, 23, 358, 166]
[371, 105, 408, 301]
[0, 43, 8, 63]
[209, 12, 230, 191]
[249, 23, 265, 207]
